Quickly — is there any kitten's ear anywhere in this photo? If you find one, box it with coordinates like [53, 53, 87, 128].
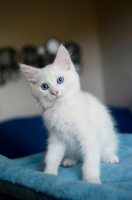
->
[20, 64, 40, 87]
[54, 45, 72, 70]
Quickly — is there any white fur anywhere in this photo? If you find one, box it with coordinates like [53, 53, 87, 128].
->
[20, 45, 119, 184]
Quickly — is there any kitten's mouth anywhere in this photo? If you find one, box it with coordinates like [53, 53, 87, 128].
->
[50, 93, 62, 100]
[53, 94, 60, 99]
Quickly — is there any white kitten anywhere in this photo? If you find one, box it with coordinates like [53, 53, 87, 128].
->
[20, 45, 119, 184]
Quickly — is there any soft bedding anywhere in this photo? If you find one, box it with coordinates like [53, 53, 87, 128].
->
[0, 134, 132, 200]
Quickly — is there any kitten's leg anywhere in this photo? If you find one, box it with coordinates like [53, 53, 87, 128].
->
[101, 134, 119, 164]
[80, 136, 101, 184]
[62, 158, 78, 168]
[44, 137, 66, 175]
[101, 144, 119, 164]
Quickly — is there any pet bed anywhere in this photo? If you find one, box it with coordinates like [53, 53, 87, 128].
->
[0, 107, 132, 199]
[0, 134, 132, 199]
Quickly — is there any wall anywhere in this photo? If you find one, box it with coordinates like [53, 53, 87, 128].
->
[0, 0, 104, 121]
[96, 0, 132, 107]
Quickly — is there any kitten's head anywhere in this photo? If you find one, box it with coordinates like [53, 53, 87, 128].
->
[20, 45, 80, 108]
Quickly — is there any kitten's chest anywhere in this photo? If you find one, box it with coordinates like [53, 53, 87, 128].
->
[43, 101, 76, 133]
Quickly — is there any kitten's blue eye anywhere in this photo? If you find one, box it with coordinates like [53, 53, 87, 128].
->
[57, 77, 64, 84]
[41, 83, 49, 90]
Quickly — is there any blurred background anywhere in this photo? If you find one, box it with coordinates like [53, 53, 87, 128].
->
[0, 0, 132, 122]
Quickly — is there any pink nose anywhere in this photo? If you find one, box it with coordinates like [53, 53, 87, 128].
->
[50, 90, 59, 96]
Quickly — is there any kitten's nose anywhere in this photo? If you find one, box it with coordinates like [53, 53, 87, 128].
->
[50, 90, 59, 96]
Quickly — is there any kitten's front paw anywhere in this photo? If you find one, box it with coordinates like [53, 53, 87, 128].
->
[101, 154, 119, 164]
[84, 178, 101, 184]
[62, 158, 77, 168]
[44, 169, 58, 175]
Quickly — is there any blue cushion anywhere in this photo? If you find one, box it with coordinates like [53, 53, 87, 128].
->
[0, 117, 48, 158]
[109, 107, 132, 133]
[0, 134, 132, 200]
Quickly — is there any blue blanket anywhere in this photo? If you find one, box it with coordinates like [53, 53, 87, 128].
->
[0, 134, 132, 200]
